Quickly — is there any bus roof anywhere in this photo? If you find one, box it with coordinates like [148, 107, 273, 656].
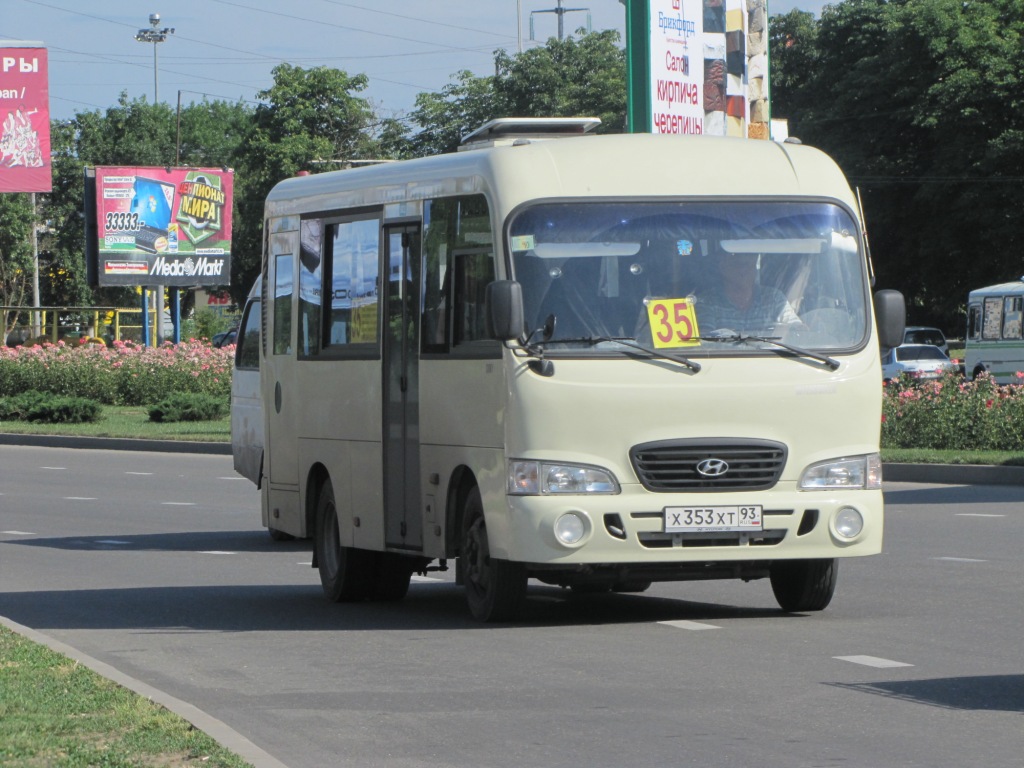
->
[968, 279, 1024, 300]
[265, 133, 858, 219]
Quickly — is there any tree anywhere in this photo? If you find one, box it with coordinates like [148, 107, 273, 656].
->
[408, 30, 627, 157]
[770, 0, 1024, 333]
[230, 64, 383, 304]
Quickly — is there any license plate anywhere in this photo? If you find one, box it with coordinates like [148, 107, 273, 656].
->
[664, 505, 763, 533]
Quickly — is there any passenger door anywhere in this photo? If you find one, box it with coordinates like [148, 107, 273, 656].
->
[382, 224, 422, 551]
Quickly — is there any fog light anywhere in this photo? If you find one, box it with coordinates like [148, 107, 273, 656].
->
[834, 507, 864, 539]
[554, 512, 586, 546]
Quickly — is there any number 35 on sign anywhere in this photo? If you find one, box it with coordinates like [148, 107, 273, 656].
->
[645, 297, 700, 348]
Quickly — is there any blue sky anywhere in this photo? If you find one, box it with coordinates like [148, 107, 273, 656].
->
[2, 0, 828, 122]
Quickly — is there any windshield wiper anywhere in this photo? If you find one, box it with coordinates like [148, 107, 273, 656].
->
[704, 332, 840, 371]
[529, 335, 702, 373]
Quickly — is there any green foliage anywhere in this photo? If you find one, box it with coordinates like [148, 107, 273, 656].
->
[769, 0, 1024, 333]
[882, 371, 1024, 450]
[0, 339, 233, 405]
[0, 391, 101, 424]
[148, 392, 227, 423]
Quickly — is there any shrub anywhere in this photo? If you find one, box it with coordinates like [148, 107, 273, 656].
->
[148, 392, 227, 423]
[0, 339, 232, 405]
[882, 371, 1024, 451]
[0, 391, 102, 423]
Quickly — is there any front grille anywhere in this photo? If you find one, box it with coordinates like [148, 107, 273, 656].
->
[630, 438, 787, 492]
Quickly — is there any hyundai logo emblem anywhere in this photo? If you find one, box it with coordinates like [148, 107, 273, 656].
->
[696, 458, 730, 477]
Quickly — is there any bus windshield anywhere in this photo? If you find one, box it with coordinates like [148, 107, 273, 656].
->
[507, 201, 869, 354]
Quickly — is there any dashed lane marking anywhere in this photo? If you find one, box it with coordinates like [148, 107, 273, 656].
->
[161, 502, 196, 506]
[2, 531, 36, 536]
[932, 556, 987, 562]
[955, 513, 1005, 518]
[198, 551, 237, 555]
[834, 655, 913, 668]
[64, 497, 97, 501]
[659, 620, 721, 631]
[125, 472, 153, 476]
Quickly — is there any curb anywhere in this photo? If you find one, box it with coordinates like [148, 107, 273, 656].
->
[0, 615, 290, 768]
[882, 462, 1024, 487]
[0, 433, 231, 455]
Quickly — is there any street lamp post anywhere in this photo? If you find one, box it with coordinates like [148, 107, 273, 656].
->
[134, 13, 174, 103]
[134, 14, 174, 346]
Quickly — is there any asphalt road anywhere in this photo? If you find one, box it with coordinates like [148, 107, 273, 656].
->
[1, 445, 1022, 768]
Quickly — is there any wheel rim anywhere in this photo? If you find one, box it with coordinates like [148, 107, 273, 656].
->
[464, 516, 492, 602]
[321, 498, 341, 578]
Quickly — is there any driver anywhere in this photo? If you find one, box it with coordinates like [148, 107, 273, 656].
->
[696, 252, 801, 334]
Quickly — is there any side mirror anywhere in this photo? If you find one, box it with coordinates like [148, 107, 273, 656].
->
[874, 289, 906, 350]
[485, 280, 525, 341]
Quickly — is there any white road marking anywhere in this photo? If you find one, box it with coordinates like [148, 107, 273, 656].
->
[955, 513, 1005, 518]
[2, 530, 36, 536]
[659, 620, 721, 631]
[64, 497, 97, 501]
[834, 655, 913, 668]
[96, 539, 131, 545]
[411, 575, 444, 582]
[125, 472, 153, 476]
[218, 476, 247, 480]
[199, 551, 236, 555]
[40, 466, 66, 470]
[161, 502, 196, 506]
[297, 561, 312, 566]
[932, 556, 987, 563]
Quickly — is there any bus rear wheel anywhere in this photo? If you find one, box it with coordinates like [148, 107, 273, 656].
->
[462, 488, 526, 622]
[315, 478, 373, 602]
[770, 558, 837, 612]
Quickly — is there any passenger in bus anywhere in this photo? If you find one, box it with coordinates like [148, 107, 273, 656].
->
[696, 252, 801, 335]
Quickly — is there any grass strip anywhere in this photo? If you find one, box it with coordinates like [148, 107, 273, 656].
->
[0, 405, 230, 442]
[0, 625, 253, 768]
[881, 448, 1024, 466]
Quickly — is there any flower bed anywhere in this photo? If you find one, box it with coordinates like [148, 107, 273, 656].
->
[0, 339, 233, 406]
[882, 371, 1024, 451]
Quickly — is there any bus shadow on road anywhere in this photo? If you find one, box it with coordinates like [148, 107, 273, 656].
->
[829, 675, 1024, 713]
[3, 529, 306, 554]
[0, 580, 786, 633]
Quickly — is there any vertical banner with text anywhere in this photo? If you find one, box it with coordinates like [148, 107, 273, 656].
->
[649, 0, 769, 139]
[0, 45, 52, 192]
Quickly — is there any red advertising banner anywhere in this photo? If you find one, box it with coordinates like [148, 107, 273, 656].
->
[0, 46, 51, 192]
[93, 166, 234, 287]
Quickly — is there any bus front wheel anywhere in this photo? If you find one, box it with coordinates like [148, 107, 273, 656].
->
[770, 558, 837, 612]
[462, 487, 526, 622]
[315, 478, 373, 602]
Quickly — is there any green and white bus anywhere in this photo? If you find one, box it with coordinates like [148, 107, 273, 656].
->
[241, 118, 905, 621]
[965, 278, 1024, 382]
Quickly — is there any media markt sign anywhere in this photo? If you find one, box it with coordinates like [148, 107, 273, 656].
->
[90, 165, 234, 287]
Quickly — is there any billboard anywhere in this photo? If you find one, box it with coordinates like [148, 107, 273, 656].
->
[88, 166, 234, 287]
[0, 45, 52, 192]
[648, 0, 769, 139]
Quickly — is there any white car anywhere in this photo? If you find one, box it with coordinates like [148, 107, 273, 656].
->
[882, 344, 959, 383]
[902, 326, 949, 357]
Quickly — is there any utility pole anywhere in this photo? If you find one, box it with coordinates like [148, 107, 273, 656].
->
[530, 0, 591, 42]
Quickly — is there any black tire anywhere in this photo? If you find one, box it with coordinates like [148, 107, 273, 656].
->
[770, 558, 838, 612]
[373, 553, 413, 602]
[462, 487, 527, 622]
[314, 478, 373, 602]
[612, 579, 652, 593]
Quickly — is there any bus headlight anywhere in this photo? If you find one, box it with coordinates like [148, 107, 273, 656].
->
[508, 460, 620, 495]
[800, 454, 882, 490]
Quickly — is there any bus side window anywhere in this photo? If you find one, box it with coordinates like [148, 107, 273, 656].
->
[982, 297, 1003, 340]
[967, 304, 982, 340]
[453, 250, 495, 345]
[236, 299, 261, 370]
[273, 253, 293, 355]
[324, 217, 381, 349]
[1002, 297, 1022, 339]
